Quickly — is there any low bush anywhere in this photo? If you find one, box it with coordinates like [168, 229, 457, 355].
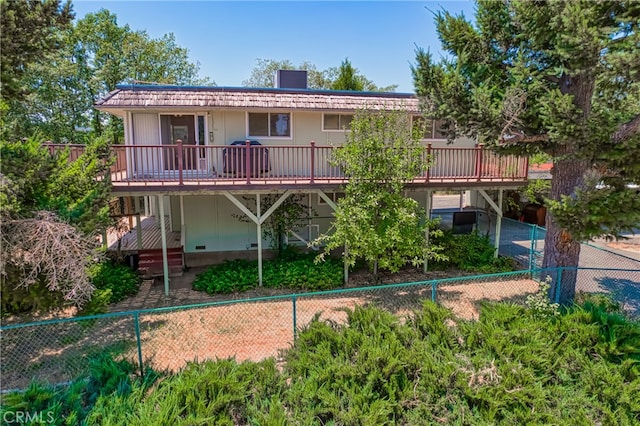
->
[0, 278, 66, 315]
[89, 261, 140, 304]
[431, 230, 517, 273]
[43, 297, 639, 424]
[76, 261, 140, 317]
[0, 354, 158, 426]
[193, 251, 343, 295]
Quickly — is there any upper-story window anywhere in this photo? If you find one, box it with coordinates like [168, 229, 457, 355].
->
[248, 112, 291, 138]
[323, 113, 353, 131]
[412, 116, 447, 140]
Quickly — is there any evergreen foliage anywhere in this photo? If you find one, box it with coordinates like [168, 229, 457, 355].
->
[331, 58, 365, 91]
[0, 353, 156, 425]
[0, 0, 74, 102]
[88, 261, 141, 304]
[0, 136, 113, 309]
[412, 0, 640, 303]
[8, 298, 637, 424]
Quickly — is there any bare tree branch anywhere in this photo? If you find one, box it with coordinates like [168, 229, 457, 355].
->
[611, 113, 640, 144]
[1, 211, 101, 306]
[499, 133, 550, 144]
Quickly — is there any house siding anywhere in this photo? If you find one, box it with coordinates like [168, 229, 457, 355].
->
[181, 195, 257, 253]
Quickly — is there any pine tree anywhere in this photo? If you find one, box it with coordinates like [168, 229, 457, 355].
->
[332, 58, 365, 91]
[412, 0, 640, 303]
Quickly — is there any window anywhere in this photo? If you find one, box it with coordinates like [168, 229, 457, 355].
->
[248, 112, 291, 137]
[412, 116, 447, 140]
[323, 114, 353, 131]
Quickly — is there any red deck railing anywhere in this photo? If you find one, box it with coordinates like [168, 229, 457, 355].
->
[43, 141, 529, 188]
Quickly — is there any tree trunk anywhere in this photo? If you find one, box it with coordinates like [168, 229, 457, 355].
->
[541, 153, 588, 303]
[541, 73, 594, 304]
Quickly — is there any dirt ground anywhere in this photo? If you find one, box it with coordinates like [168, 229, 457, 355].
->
[1, 267, 541, 390]
[606, 241, 640, 254]
[131, 272, 539, 373]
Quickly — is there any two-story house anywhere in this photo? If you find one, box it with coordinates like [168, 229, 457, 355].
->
[83, 70, 528, 294]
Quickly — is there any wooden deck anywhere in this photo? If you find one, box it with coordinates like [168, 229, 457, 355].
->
[107, 215, 181, 252]
[44, 143, 529, 195]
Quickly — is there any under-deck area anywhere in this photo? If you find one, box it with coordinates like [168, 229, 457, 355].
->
[107, 215, 181, 252]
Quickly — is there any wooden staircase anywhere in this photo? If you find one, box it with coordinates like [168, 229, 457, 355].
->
[137, 247, 184, 278]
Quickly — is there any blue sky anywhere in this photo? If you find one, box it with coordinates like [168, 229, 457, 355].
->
[73, 1, 476, 93]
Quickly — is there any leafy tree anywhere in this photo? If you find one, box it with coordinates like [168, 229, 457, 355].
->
[243, 58, 398, 92]
[242, 58, 336, 89]
[0, 0, 74, 102]
[232, 194, 314, 254]
[315, 110, 444, 280]
[412, 0, 640, 303]
[72, 9, 212, 142]
[4, 8, 214, 143]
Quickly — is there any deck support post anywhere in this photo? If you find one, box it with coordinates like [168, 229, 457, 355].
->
[135, 214, 142, 250]
[495, 189, 503, 258]
[424, 190, 433, 274]
[155, 196, 161, 230]
[158, 195, 170, 296]
[179, 195, 186, 248]
[311, 190, 345, 283]
[344, 243, 349, 285]
[478, 189, 503, 259]
[222, 190, 294, 287]
[257, 194, 263, 286]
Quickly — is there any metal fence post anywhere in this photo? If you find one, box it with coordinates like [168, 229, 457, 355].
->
[529, 225, 535, 271]
[554, 267, 563, 304]
[133, 312, 144, 377]
[292, 295, 297, 341]
[431, 282, 437, 303]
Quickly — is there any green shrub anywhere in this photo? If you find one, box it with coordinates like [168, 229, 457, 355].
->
[0, 354, 154, 426]
[432, 230, 517, 273]
[77, 300, 640, 424]
[77, 288, 112, 317]
[193, 252, 343, 295]
[86, 358, 285, 425]
[0, 277, 66, 315]
[192, 259, 258, 294]
[89, 261, 140, 303]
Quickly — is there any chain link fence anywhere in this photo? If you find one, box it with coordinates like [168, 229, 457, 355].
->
[492, 216, 639, 272]
[2, 267, 638, 392]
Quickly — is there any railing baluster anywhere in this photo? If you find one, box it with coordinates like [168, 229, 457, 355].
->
[476, 144, 484, 181]
[245, 140, 251, 184]
[41, 143, 528, 187]
[176, 139, 184, 185]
